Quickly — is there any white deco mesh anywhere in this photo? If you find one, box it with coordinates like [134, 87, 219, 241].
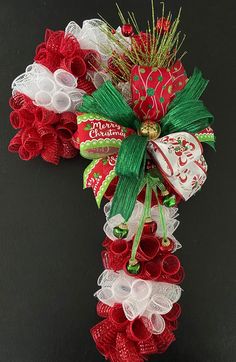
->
[95, 269, 182, 334]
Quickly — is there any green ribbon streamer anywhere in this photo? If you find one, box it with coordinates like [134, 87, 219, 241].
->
[158, 203, 167, 240]
[115, 134, 148, 178]
[110, 175, 145, 222]
[130, 176, 152, 264]
[110, 134, 148, 220]
[205, 141, 216, 150]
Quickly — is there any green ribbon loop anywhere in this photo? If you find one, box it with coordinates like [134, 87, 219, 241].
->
[79, 81, 140, 131]
[161, 67, 214, 137]
[169, 68, 209, 108]
[161, 99, 214, 135]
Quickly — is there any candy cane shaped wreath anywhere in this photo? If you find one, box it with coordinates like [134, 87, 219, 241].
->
[8, 4, 215, 362]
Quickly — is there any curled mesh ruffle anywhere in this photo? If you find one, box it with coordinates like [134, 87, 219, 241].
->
[95, 269, 182, 334]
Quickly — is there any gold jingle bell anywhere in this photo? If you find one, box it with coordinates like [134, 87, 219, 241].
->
[139, 120, 161, 140]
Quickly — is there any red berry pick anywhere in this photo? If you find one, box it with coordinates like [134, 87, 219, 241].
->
[156, 17, 171, 33]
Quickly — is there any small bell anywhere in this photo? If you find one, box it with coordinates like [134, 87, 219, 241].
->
[113, 223, 129, 239]
[143, 217, 157, 235]
[139, 120, 161, 141]
[163, 194, 176, 208]
[126, 259, 141, 275]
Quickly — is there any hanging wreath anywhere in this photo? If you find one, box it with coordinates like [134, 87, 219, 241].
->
[8, 2, 215, 361]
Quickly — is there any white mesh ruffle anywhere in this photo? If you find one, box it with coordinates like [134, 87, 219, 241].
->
[66, 19, 110, 57]
[117, 82, 132, 105]
[11, 63, 86, 113]
[103, 201, 144, 242]
[65, 20, 132, 89]
[87, 70, 111, 89]
[65, 20, 131, 62]
[146, 313, 166, 334]
[95, 269, 182, 334]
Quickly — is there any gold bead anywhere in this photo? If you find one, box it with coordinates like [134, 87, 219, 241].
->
[139, 120, 161, 140]
[162, 238, 171, 247]
[161, 190, 170, 197]
[129, 258, 139, 266]
[118, 223, 128, 230]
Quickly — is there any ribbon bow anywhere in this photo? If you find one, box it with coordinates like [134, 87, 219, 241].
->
[73, 65, 214, 220]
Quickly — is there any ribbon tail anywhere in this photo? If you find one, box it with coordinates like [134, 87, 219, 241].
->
[110, 134, 148, 220]
[109, 175, 144, 221]
[83, 156, 116, 208]
[204, 141, 216, 150]
[195, 127, 216, 150]
[116, 134, 148, 178]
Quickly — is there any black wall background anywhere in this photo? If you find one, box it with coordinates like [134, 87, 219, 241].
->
[0, 0, 235, 361]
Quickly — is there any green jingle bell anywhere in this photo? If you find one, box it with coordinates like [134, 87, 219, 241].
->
[113, 223, 129, 239]
[163, 194, 176, 208]
[126, 260, 141, 275]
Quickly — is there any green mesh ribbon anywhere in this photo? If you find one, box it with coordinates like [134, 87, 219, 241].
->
[161, 99, 214, 135]
[169, 68, 209, 108]
[79, 81, 140, 131]
[162, 68, 215, 146]
[110, 134, 148, 220]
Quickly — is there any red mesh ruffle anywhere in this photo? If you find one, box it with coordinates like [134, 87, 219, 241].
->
[33, 28, 97, 92]
[101, 236, 184, 284]
[8, 93, 79, 164]
[155, 327, 176, 354]
[92, 303, 179, 361]
[77, 77, 96, 95]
